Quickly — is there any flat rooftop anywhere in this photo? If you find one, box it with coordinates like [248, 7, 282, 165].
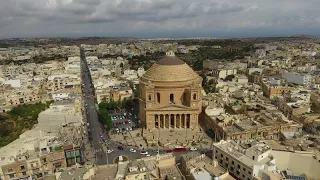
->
[93, 164, 118, 180]
[215, 141, 272, 168]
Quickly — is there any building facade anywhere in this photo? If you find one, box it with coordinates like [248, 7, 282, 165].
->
[139, 51, 202, 130]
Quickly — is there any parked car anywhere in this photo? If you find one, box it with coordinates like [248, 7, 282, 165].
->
[107, 149, 113, 153]
[118, 146, 124, 150]
[152, 149, 159, 153]
[146, 154, 151, 157]
[130, 148, 136, 153]
[190, 147, 197, 151]
[140, 151, 148, 155]
[167, 149, 174, 153]
[174, 146, 187, 152]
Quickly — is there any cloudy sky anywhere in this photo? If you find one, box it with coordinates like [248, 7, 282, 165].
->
[1, 0, 320, 38]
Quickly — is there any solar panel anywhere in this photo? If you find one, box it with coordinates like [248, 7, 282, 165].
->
[286, 175, 306, 180]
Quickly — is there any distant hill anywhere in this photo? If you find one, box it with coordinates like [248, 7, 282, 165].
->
[292, 34, 313, 38]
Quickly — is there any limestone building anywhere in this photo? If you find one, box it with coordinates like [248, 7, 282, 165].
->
[139, 51, 202, 130]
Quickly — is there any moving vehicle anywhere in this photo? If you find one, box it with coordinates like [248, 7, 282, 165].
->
[190, 147, 197, 151]
[174, 146, 187, 152]
[118, 146, 124, 150]
[140, 151, 148, 155]
[130, 148, 136, 153]
[107, 149, 113, 153]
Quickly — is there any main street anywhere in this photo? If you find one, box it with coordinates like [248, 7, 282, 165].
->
[80, 47, 109, 165]
[80, 47, 212, 165]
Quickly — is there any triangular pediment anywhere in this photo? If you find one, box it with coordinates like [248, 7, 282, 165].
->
[154, 104, 191, 111]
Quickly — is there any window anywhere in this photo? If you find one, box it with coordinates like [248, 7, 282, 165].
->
[193, 93, 197, 100]
[243, 168, 246, 172]
[156, 93, 160, 103]
[226, 157, 229, 161]
[252, 156, 255, 160]
[237, 165, 240, 169]
[231, 161, 234, 165]
[170, 93, 174, 103]
[20, 165, 25, 170]
[22, 172, 26, 176]
[148, 94, 151, 101]
[221, 154, 223, 158]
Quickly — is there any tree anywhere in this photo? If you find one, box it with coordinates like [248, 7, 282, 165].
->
[224, 75, 235, 81]
[0, 124, 9, 137]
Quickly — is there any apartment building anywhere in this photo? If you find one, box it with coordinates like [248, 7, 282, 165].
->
[0, 146, 67, 180]
[272, 91, 311, 119]
[203, 105, 303, 143]
[213, 140, 278, 180]
[110, 85, 133, 102]
[261, 78, 293, 99]
[180, 152, 235, 180]
[125, 153, 183, 180]
[282, 72, 313, 85]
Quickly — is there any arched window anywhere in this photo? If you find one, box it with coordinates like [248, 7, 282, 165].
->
[193, 93, 197, 100]
[156, 93, 161, 103]
[148, 94, 151, 101]
[170, 93, 174, 103]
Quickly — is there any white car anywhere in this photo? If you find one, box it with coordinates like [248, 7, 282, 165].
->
[130, 149, 136, 153]
[146, 154, 151, 157]
[140, 151, 148, 155]
[107, 149, 113, 153]
[190, 147, 197, 151]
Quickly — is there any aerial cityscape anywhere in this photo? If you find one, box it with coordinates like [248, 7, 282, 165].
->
[1, 1, 320, 180]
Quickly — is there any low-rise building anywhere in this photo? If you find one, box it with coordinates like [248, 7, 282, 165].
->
[282, 72, 313, 85]
[213, 140, 279, 180]
[180, 152, 235, 180]
[261, 78, 293, 99]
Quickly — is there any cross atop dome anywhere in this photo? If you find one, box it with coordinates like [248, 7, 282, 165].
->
[166, 51, 175, 57]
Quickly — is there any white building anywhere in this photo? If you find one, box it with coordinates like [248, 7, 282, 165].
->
[3, 79, 21, 88]
[137, 67, 145, 77]
[212, 69, 237, 79]
[282, 72, 313, 85]
[213, 140, 277, 180]
[51, 92, 69, 100]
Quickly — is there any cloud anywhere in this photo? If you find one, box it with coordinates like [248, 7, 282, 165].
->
[0, 0, 320, 38]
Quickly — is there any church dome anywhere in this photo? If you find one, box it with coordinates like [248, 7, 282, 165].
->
[141, 52, 201, 82]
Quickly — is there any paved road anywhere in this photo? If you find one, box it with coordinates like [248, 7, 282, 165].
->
[80, 47, 109, 165]
[80, 47, 212, 165]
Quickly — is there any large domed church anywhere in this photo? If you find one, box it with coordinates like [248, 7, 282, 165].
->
[139, 51, 202, 130]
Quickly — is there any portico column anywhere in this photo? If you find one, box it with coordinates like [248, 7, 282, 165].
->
[173, 114, 176, 129]
[185, 114, 187, 129]
[163, 115, 166, 128]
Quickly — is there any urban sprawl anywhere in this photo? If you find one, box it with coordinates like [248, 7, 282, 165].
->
[0, 37, 320, 180]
